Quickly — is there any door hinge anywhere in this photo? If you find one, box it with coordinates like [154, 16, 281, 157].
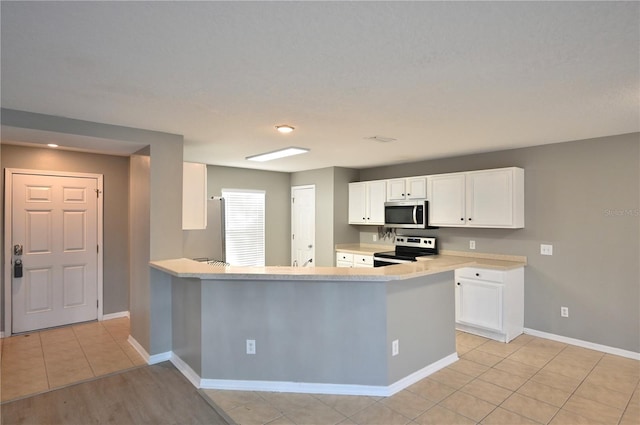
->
[96, 300, 99, 308]
[97, 244, 99, 254]
[292, 197, 295, 204]
[292, 234, 295, 240]
[95, 189, 101, 198]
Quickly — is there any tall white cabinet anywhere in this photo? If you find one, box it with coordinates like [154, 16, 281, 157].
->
[348, 180, 386, 225]
[427, 167, 524, 228]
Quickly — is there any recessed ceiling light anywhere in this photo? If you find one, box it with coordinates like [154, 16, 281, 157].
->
[365, 136, 397, 143]
[47, 143, 59, 148]
[246, 147, 309, 162]
[275, 125, 295, 134]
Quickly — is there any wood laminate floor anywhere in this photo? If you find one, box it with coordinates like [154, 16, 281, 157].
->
[0, 362, 229, 425]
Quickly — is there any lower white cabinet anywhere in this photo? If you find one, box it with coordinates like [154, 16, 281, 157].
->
[336, 252, 373, 268]
[454, 267, 524, 342]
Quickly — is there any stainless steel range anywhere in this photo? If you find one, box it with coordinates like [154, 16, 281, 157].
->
[373, 236, 438, 267]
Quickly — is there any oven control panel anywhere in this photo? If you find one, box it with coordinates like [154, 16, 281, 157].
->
[395, 236, 436, 249]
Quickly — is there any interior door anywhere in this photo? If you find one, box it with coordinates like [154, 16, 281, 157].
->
[12, 173, 99, 333]
[291, 185, 315, 267]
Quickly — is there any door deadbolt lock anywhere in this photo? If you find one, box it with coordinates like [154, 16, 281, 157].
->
[14, 244, 23, 256]
[14, 259, 23, 278]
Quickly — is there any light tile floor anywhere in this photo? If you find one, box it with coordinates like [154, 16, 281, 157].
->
[0, 317, 145, 402]
[2, 321, 638, 424]
[203, 332, 640, 425]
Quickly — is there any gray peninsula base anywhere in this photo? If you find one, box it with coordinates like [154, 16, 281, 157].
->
[165, 271, 457, 396]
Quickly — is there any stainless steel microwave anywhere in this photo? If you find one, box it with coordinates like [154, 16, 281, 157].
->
[384, 200, 429, 229]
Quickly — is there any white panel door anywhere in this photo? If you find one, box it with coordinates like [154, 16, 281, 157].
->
[291, 186, 315, 267]
[12, 173, 99, 333]
[456, 278, 503, 332]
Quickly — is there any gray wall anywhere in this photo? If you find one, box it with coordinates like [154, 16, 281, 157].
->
[0, 144, 130, 328]
[206, 165, 291, 267]
[1, 109, 184, 356]
[359, 133, 640, 353]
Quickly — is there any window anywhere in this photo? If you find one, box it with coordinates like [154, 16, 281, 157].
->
[222, 189, 265, 266]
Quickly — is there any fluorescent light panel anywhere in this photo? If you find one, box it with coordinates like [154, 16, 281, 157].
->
[246, 147, 309, 162]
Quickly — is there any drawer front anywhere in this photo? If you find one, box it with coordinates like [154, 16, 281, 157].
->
[456, 267, 504, 283]
[353, 254, 373, 266]
[336, 252, 354, 263]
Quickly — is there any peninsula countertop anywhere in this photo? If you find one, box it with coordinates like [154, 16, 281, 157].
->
[150, 250, 526, 282]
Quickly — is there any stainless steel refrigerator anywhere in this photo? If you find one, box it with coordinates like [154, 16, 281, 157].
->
[182, 196, 226, 263]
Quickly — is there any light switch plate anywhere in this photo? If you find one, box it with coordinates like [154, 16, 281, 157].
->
[541, 244, 553, 255]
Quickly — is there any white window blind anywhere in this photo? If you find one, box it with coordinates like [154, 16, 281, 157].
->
[222, 189, 265, 267]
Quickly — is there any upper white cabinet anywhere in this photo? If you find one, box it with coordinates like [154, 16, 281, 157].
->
[182, 162, 207, 230]
[348, 180, 386, 225]
[386, 177, 427, 201]
[428, 167, 524, 228]
[426, 173, 466, 226]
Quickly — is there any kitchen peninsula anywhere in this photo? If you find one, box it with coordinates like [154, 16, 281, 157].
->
[149, 253, 525, 396]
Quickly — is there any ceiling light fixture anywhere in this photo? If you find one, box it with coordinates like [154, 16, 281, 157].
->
[47, 143, 59, 148]
[246, 147, 309, 162]
[275, 125, 295, 134]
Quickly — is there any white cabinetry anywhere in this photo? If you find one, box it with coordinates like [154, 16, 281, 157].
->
[387, 177, 427, 201]
[182, 162, 207, 230]
[427, 167, 524, 228]
[348, 180, 386, 225]
[336, 252, 354, 267]
[455, 267, 524, 342]
[335, 252, 373, 268]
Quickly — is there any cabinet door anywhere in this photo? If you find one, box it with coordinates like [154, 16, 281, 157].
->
[182, 162, 207, 230]
[367, 180, 387, 224]
[406, 177, 427, 199]
[427, 173, 466, 226]
[387, 179, 406, 201]
[348, 183, 367, 224]
[467, 169, 513, 227]
[456, 278, 503, 332]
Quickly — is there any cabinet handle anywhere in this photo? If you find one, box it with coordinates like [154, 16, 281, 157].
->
[469, 218, 472, 221]
[460, 218, 464, 221]
[407, 193, 410, 196]
[457, 282, 460, 285]
[475, 273, 480, 277]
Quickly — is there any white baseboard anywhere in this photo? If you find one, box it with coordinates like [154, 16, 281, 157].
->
[524, 328, 640, 361]
[102, 311, 130, 321]
[195, 352, 458, 397]
[127, 335, 172, 365]
[170, 353, 202, 388]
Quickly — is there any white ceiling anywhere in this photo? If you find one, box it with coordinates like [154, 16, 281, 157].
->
[1, 1, 638, 172]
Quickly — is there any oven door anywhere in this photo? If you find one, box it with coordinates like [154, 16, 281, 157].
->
[373, 256, 414, 267]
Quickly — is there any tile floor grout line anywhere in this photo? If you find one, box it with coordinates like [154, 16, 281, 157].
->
[72, 323, 99, 378]
[36, 331, 53, 392]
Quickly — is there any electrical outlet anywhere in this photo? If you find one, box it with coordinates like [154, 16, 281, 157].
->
[246, 339, 256, 354]
[373, 234, 377, 242]
[541, 244, 553, 256]
[561, 307, 569, 317]
[469, 240, 476, 250]
[392, 339, 399, 356]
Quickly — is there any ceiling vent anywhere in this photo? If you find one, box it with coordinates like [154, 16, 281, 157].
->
[365, 136, 397, 143]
